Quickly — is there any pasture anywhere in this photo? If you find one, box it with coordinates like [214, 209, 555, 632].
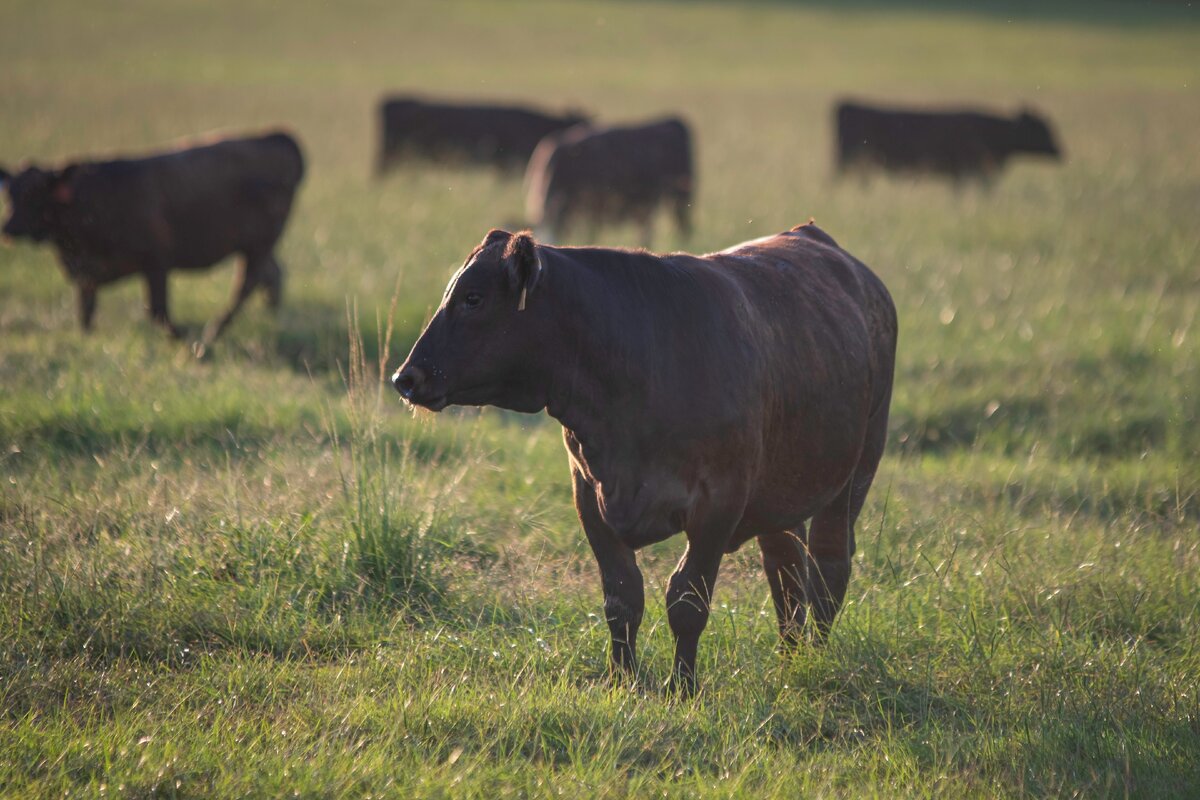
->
[1, 0, 1198, 796]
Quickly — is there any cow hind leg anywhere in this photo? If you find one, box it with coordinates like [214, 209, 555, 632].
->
[757, 525, 808, 649]
[201, 251, 267, 345]
[806, 402, 890, 639]
[672, 192, 692, 241]
[261, 254, 284, 310]
[578, 215, 600, 247]
[535, 212, 564, 246]
[374, 149, 393, 180]
[78, 283, 97, 332]
[803, 509, 851, 640]
[638, 214, 655, 249]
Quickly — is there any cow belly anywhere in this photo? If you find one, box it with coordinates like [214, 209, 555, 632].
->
[724, 473, 855, 552]
[595, 478, 688, 549]
[166, 210, 283, 268]
[62, 255, 142, 286]
[728, 410, 870, 547]
[168, 236, 245, 270]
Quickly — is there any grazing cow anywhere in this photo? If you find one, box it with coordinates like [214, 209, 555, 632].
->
[524, 117, 694, 246]
[0, 131, 304, 343]
[376, 96, 588, 176]
[392, 223, 897, 695]
[835, 101, 1061, 183]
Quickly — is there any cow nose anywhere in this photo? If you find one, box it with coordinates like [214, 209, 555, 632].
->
[391, 365, 425, 399]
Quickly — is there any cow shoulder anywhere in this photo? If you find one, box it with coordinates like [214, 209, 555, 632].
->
[790, 221, 840, 248]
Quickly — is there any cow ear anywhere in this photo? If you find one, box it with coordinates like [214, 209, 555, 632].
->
[503, 231, 541, 311]
[480, 228, 511, 249]
[51, 165, 77, 204]
[0, 166, 10, 187]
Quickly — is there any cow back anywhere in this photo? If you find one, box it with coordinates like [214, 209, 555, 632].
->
[526, 118, 693, 231]
[379, 97, 587, 168]
[55, 132, 304, 270]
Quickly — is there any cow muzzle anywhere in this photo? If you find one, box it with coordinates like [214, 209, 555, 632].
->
[391, 364, 448, 411]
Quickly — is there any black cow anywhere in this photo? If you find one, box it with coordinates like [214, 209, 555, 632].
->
[523, 118, 694, 246]
[376, 96, 588, 176]
[835, 101, 1061, 183]
[392, 224, 897, 694]
[0, 131, 303, 343]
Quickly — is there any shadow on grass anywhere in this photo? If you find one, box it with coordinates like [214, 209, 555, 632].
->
[259, 296, 423, 380]
[951, 472, 1200, 525]
[892, 341, 1197, 463]
[631, 0, 1200, 30]
[9, 412, 288, 461]
[774, 633, 1200, 796]
[5, 385, 465, 474]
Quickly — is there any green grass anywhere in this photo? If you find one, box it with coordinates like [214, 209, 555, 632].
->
[2, 1, 1198, 797]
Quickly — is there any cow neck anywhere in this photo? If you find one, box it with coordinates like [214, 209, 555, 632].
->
[541, 250, 663, 452]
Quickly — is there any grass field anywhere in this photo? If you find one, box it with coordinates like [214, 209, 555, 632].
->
[2, 1, 1199, 797]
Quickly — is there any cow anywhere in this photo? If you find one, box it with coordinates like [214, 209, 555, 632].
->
[376, 96, 588, 176]
[835, 100, 1061, 183]
[523, 117, 694, 247]
[391, 223, 897, 695]
[0, 131, 304, 344]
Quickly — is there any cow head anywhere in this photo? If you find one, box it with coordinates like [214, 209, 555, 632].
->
[0, 164, 74, 242]
[392, 229, 548, 414]
[1014, 109, 1062, 159]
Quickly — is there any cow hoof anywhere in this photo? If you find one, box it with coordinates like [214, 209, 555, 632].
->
[665, 674, 697, 699]
[606, 666, 638, 691]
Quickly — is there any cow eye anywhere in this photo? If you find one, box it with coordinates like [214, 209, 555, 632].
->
[462, 292, 483, 310]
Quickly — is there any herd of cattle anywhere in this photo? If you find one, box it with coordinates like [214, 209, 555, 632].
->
[0, 94, 1060, 692]
[0, 94, 1060, 341]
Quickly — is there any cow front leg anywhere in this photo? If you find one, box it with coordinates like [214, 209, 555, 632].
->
[77, 283, 97, 332]
[262, 254, 284, 310]
[666, 511, 736, 696]
[144, 270, 181, 338]
[573, 470, 644, 678]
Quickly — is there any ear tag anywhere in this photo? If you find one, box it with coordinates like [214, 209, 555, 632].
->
[518, 287, 528, 312]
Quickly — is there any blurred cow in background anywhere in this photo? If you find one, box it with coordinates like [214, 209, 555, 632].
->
[0, 131, 304, 344]
[376, 96, 588, 176]
[835, 101, 1061, 184]
[523, 117, 694, 247]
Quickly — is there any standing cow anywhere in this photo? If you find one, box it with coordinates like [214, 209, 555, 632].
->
[524, 118, 694, 247]
[392, 223, 897, 694]
[376, 96, 588, 176]
[0, 131, 304, 343]
[835, 101, 1061, 183]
